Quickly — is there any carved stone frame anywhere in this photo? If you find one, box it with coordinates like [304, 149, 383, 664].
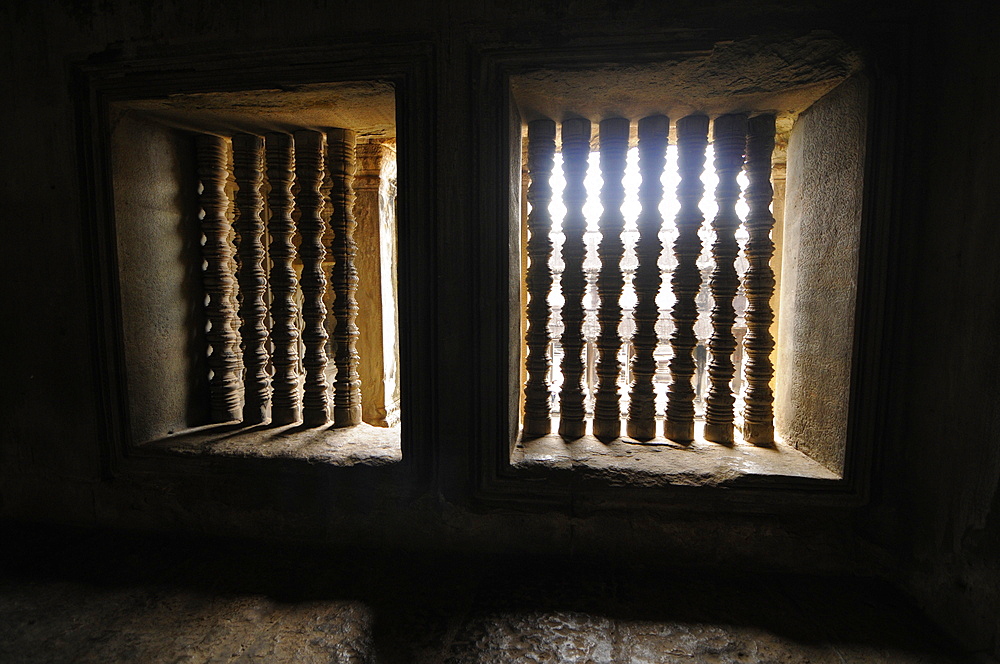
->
[76, 42, 435, 491]
[471, 33, 901, 511]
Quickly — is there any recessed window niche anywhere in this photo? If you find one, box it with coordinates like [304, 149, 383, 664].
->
[504, 36, 869, 486]
[110, 82, 402, 464]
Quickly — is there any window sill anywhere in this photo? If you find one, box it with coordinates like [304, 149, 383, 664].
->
[139, 422, 401, 467]
[513, 423, 839, 487]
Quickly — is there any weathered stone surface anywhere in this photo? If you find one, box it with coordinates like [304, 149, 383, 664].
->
[514, 428, 838, 486]
[4, 3, 1000, 662]
[776, 75, 867, 475]
[0, 526, 968, 664]
[122, 82, 397, 140]
[510, 34, 863, 126]
[145, 421, 401, 466]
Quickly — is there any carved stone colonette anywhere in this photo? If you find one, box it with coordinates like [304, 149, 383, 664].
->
[195, 129, 375, 429]
[521, 114, 777, 445]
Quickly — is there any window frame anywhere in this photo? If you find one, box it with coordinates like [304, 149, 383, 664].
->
[76, 43, 436, 490]
[471, 36, 897, 511]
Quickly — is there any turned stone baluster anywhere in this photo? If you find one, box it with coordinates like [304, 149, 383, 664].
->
[522, 119, 556, 438]
[320, 156, 336, 384]
[704, 114, 748, 444]
[265, 133, 301, 425]
[741, 114, 778, 445]
[593, 117, 630, 442]
[557, 118, 591, 439]
[627, 115, 669, 441]
[232, 134, 271, 425]
[327, 129, 363, 427]
[228, 233, 243, 376]
[294, 131, 330, 426]
[665, 115, 709, 442]
[196, 135, 242, 423]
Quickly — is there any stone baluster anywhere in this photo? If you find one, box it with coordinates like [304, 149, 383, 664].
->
[327, 128, 363, 427]
[228, 231, 243, 375]
[583, 270, 599, 414]
[195, 135, 242, 423]
[664, 115, 709, 442]
[294, 131, 330, 426]
[232, 134, 271, 425]
[741, 114, 778, 445]
[522, 119, 556, 438]
[704, 114, 747, 444]
[593, 117, 629, 441]
[627, 115, 669, 441]
[265, 133, 301, 425]
[557, 118, 591, 439]
[320, 154, 336, 385]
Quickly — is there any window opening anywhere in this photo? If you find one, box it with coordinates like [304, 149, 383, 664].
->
[541, 142, 752, 421]
[522, 114, 775, 445]
[110, 82, 401, 452]
[197, 130, 399, 429]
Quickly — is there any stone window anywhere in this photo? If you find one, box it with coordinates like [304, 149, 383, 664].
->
[523, 121, 763, 443]
[108, 82, 403, 463]
[487, 34, 872, 492]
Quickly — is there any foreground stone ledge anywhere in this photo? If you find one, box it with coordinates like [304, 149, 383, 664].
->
[514, 421, 838, 487]
[142, 421, 401, 467]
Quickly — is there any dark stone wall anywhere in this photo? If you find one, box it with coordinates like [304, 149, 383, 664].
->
[2, 0, 998, 659]
[859, 3, 1000, 657]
